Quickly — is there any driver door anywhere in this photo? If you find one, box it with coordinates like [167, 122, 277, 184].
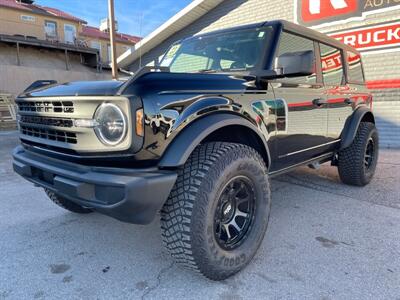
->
[270, 31, 329, 170]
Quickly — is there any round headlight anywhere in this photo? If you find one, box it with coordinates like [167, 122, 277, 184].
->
[94, 103, 127, 146]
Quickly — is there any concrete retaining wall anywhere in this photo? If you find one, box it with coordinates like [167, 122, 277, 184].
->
[0, 64, 110, 96]
[0, 43, 111, 96]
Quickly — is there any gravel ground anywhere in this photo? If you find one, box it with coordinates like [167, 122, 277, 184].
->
[0, 131, 399, 300]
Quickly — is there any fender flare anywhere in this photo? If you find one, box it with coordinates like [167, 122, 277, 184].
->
[340, 106, 375, 150]
[158, 113, 271, 168]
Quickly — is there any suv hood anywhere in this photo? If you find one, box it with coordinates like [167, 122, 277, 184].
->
[19, 71, 255, 98]
[20, 80, 125, 98]
[120, 71, 255, 96]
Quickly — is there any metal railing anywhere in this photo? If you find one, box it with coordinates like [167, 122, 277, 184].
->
[0, 94, 17, 130]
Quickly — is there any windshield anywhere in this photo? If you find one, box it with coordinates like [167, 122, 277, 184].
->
[160, 26, 273, 73]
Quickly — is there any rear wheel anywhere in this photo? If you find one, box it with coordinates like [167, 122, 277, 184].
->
[45, 189, 93, 214]
[338, 122, 379, 186]
[161, 142, 271, 280]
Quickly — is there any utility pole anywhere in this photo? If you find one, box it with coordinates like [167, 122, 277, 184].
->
[108, 0, 118, 79]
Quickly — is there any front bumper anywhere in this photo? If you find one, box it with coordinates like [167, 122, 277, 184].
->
[12, 146, 177, 224]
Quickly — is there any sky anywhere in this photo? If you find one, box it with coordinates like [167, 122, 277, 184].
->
[35, 0, 192, 37]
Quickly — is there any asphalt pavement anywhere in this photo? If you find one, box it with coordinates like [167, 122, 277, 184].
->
[1, 131, 399, 300]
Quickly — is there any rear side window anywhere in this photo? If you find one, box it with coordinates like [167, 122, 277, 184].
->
[347, 51, 365, 83]
[277, 32, 316, 84]
[320, 44, 344, 86]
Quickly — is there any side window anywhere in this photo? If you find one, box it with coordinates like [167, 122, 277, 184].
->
[277, 32, 316, 83]
[320, 44, 344, 86]
[45, 21, 57, 38]
[347, 51, 365, 83]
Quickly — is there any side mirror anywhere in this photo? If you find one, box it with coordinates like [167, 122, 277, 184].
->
[275, 50, 315, 77]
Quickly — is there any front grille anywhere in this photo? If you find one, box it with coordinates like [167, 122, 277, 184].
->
[20, 115, 73, 127]
[17, 100, 74, 113]
[15, 95, 131, 154]
[20, 125, 77, 144]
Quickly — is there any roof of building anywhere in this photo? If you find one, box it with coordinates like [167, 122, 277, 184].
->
[0, 0, 87, 23]
[39, 6, 87, 24]
[0, 0, 46, 14]
[117, 0, 224, 68]
[81, 26, 141, 44]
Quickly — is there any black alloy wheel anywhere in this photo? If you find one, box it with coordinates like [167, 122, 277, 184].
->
[214, 176, 256, 250]
[364, 137, 375, 170]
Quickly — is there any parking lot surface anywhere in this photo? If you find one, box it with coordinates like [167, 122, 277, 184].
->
[1, 131, 399, 300]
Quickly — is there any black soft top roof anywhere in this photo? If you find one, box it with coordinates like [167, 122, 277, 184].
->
[190, 19, 359, 55]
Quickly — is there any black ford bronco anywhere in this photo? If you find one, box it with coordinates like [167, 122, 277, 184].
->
[13, 20, 378, 280]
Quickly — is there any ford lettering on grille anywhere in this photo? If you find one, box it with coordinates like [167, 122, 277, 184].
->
[17, 100, 74, 113]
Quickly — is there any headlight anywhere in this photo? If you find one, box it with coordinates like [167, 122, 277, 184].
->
[94, 103, 127, 146]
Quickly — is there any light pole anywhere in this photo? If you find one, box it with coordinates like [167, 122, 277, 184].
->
[108, 0, 118, 79]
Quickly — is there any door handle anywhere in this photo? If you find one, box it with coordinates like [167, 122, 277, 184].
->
[313, 98, 328, 106]
[344, 98, 354, 104]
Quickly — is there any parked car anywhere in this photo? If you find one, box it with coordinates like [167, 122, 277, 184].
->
[13, 20, 378, 280]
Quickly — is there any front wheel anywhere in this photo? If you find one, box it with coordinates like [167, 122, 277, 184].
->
[338, 122, 379, 186]
[161, 142, 271, 280]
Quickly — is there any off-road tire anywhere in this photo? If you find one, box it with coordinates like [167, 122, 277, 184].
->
[161, 142, 271, 280]
[338, 122, 379, 186]
[45, 189, 93, 214]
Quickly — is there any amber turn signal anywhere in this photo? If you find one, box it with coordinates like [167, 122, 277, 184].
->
[136, 108, 144, 137]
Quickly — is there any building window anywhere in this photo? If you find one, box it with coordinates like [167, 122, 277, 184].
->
[64, 24, 77, 44]
[320, 43, 344, 86]
[45, 21, 57, 39]
[21, 15, 35, 22]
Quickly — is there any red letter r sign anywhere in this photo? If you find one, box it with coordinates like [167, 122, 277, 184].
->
[298, 0, 358, 26]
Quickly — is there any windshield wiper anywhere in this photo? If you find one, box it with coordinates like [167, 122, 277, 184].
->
[194, 68, 248, 74]
[194, 69, 218, 73]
